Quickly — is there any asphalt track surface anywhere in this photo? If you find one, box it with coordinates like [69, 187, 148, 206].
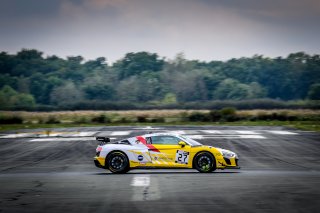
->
[0, 126, 319, 213]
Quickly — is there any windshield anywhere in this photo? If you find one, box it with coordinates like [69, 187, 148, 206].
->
[179, 135, 203, 146]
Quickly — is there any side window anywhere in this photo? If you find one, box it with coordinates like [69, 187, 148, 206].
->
[146, 137, 152, 144]
[151, 136, 181, 145]
[119, 140, 130, 145]
[150, 136, 163, 144]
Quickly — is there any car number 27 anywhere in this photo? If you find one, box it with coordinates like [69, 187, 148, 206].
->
[175, 150, 189, 164]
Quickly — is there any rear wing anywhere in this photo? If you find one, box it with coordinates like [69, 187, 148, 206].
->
[96, 136, 110, 145]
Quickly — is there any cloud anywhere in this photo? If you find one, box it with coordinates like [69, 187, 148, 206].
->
[85, 0, 129, 9]
[199, 0, 320, 25]
[0, 0, 62, 21]
[0, 0, 319, 62]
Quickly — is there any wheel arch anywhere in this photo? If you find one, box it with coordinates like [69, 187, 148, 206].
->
[105, 150, 129, 168]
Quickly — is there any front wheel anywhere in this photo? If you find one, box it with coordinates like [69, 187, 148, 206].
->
[107, 152, 130, 174]
[194, 152, 216, 173]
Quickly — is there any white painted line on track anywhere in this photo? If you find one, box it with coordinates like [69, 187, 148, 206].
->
[188, 135, 266, 139]
[70, 131, 98, 137]
[188, 135, 205, 139]
[134, 126, 163, 130]
[239, 135, 266, 139]
[168, 130, 186, 135]
[235, 131, 260, 135]
[0, 133, 34, 138]
[29, 137, 117, 142]
[201, 130, 222, 134]
[267, 131, 298, 135]
[110, 131, 131, 136]
[1, 129, 300, 140]
[36, 133, 59, 137]
[131, 175, 161, 201]
[131, 175, 150, 187]
[0, 132, 98, 138]
[181, 130, 200, 134]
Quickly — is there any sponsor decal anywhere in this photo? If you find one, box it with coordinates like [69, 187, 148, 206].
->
[138, 155, 144, 161]
[136, 136, 160, 152]
[153, 156, 172, 161]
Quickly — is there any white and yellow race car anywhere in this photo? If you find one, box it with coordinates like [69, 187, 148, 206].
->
[94, 133, 240, 173]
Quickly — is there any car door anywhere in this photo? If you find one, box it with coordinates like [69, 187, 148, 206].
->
[147, 135, 191, 167]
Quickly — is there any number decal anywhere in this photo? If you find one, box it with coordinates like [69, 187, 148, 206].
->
[175, 150, 189, 164]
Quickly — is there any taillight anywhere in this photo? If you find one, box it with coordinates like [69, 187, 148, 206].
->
[96, 146, 102, 152]
[96, 146, 102, 157]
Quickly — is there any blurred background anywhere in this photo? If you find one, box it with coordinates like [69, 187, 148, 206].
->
[0, 0, 319, 129]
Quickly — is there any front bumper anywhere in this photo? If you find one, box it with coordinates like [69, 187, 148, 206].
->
[217, 156, 240, 169]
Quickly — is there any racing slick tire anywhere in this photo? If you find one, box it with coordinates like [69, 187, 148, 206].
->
[107, 151, 130, 174]
[194, 152, 216, 173]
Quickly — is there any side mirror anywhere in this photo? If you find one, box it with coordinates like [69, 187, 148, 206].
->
[178, 141, 186, 147]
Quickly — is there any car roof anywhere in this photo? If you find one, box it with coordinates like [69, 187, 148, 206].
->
[142, 132, 181, 138]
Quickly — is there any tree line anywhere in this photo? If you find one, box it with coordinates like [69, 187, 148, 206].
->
[0, 49, 319, 110]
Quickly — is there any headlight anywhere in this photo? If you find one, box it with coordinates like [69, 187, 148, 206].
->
[221, 150, 236, 158]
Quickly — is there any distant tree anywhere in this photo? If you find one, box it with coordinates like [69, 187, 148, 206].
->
[11, 93, 36, 108]
[0, 52, 14, 75]
[0, 85, 17, 108]
[172, 52, 187, 66]
[0, 85, 35, 108]
[212, 79, 251, 100]
[307, 83, 320, 100]
[16, 49, 43, 60]
[116, 76, 140, 102]
[0, 74, 18, 91]
[172, 71, 208, 102]
[248, 82, 267, 99]
[67, 56, 84, 64]
[1, 48, 320, 110]
[162, 93, 177, 104]
[301, 54, 320, 98]
[50, 82, 84, 105]
[59, 56, 86, 82]
[17, 78, 30, 93]
[84, 84, 115, 100]
[114, 52, 164, 79]
[29, 73, 62, 104]
[84, 57, 107, 70]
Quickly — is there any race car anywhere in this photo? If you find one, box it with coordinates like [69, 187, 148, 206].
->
[94, 133, 240, 173]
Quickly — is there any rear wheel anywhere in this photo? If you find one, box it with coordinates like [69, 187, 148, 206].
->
[107, 152, 130, 174]
[194, 152, 216, 173]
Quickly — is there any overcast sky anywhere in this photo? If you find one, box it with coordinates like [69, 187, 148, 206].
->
[0, 0, 319, 63]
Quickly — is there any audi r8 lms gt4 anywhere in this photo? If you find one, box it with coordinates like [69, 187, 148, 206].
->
[94, 133, 240, 173]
